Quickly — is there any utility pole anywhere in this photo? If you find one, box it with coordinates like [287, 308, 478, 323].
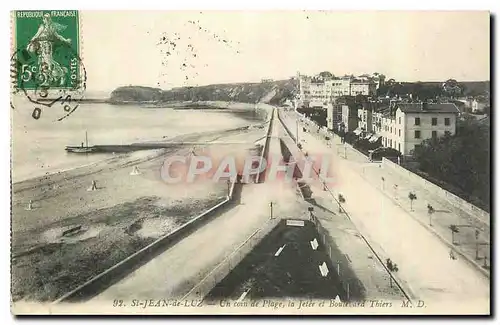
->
[270, 202, 274, 219]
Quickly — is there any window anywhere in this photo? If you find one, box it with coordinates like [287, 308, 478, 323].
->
[415, 130, 421, 139]
[432, 117, 437, 126]
[445, 118, 450, 126]
[415, 117, 420, 125]
[398, 129, 401, 137]
[432, 131, 437, 138]
[399, 117, 401, 124]
[398, 143, 401, 152]
[390, 127, 392, 133]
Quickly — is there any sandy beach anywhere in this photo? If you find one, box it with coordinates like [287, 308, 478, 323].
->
[11, 107, 269, 302]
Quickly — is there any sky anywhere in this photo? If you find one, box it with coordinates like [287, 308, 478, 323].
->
[79, 11, 490, 92]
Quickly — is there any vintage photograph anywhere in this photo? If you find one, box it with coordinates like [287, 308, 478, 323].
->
[9, 10, 490, 315]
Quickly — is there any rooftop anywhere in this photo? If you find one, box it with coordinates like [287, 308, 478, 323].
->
[396, 102, 460, 114]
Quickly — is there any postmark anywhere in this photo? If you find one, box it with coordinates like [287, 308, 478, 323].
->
[11, 10, 86, 121]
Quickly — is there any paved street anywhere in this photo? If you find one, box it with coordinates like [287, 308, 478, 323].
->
[279, 109, 489, 307]
[285, 110, 490, 272]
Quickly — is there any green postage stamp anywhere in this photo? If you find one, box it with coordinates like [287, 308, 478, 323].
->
[13, 10, 81, 91]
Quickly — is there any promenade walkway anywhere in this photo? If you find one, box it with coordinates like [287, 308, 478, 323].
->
[279, 109, 489, 311]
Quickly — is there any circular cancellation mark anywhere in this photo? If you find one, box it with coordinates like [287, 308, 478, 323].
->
[11, 41, 87, 122]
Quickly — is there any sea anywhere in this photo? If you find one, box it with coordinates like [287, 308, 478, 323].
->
[11, 95, 257, 183]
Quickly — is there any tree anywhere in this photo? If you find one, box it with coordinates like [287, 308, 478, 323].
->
[318, 71, 334, 80]
[484, 105, 491, 116]
[386, 258, 399, 272]
[449, 224, 460, 245]
[408, 192, 417, 211]
[338, 194, 346, 212]
[412, 117, 490, 212]
[386, 78, 396, 86]
[442, 79, 463, 98]
[427, 204, 435, 226]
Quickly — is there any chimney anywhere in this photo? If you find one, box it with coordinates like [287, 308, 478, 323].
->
[422, 101, 429, 110]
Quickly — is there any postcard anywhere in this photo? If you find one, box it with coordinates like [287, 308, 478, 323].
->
[10, 10, 491, 315]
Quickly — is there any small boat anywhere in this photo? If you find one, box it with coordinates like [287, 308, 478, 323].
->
[66, 131, 95, 153]
[66, 147, 95, 153]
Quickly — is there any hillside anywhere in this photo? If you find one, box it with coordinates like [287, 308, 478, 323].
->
[109, 79, 298, 105]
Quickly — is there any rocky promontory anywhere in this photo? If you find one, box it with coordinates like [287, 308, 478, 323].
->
[108, 79, 297, 105]
[109, 86, 163, 104]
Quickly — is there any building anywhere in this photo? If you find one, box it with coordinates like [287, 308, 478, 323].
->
[379, 102, 460, 155]
[297, 72, 378, 108]
[350, 79, 377, 96]
[298, 74, 311, 107]
[309, 80, 326, 107]
[357, 103, 374, 133]
[471, 99, 488, 113]
[340, 104, 358, 133]
[325, 77, 352, 97]
[352, 101, 386, 144]
[326, 103, 343, 130]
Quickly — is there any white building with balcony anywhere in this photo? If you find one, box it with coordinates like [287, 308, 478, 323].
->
[297, 73, 378, 108]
